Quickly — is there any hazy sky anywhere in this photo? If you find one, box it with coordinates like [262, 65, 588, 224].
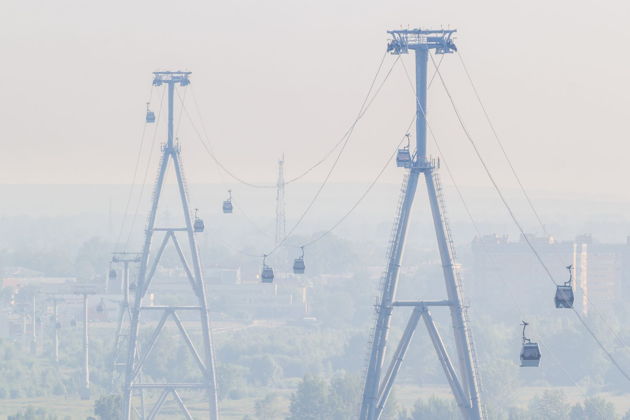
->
[2, 0, 630, 199]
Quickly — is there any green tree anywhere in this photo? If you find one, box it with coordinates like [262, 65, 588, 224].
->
[528, 390, 569, 420]
[328, 372, 361, 420]
[570, 396, 618, 420]
[7, 407, 57, 420]
[94, 394, 121, 420]
[410, 396, 458, 420]
[255, 393, 284, 419]
[287, 375, 329, 420]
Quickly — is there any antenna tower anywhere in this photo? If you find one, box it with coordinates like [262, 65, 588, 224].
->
[360, 29, 484, 420]
[122, 71, 220, 419]
[275, 155, 286, 245]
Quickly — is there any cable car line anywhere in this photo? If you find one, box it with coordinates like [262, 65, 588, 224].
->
[398, 58, 586, 398]
[116, 86, 165, 252]
[262, 56, 401, 259]
[114, 85, 155, 249]
[456, 52, 549, 237]
[431, 54, 630, 383]
[123, 88, 167, 251]
[186, 52, 394, 189]
[299, 116, 415, 250]
[457, 53, 630, 352]
[280, 55, 448, 253]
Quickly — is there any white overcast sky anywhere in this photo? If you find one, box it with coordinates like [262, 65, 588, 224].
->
[2, 0, 630, 198]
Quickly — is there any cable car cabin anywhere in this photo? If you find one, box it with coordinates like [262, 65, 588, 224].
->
[396, 148, 412, 168]
[108, 269, 117, 280]
[520, 342, 541, 367]
[261, 265, 274, 283]
[555, 285, 574, 308]
[222, 200, 233, 214]
[146, 102, 155, 123]
[194, 217, 205, 233]
[293, 257, 305, 274]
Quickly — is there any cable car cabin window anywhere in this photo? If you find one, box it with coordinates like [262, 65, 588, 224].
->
[555, 285, 574, 308]
[194, 218, 205, 233]
[261, 266, 274, 283]
[293, 258, 305, 274]
[396, 149, 411, 168]
[520, 343, 541, 367]
[223, 200, 233, 214]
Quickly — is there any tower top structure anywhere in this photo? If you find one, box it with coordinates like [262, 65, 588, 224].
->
[387, 28, 457, 55]
[152, 71, 191, 86]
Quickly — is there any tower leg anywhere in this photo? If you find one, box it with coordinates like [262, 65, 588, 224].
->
[360, 171, 420, 420]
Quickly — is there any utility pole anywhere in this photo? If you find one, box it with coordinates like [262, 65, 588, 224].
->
[81, 292, 90, 400]
[275, 155, 286, 245]
[122, 71, 220, 420]
[360, 29, 483, 420]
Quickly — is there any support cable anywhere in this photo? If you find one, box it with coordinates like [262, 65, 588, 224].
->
[114, 86, 155, 249]
[297, 56, 446, 250]
[262, 56, 401, 257]
[188, 52, 391, 189]
[300, 115, 415, 249]
[456, 52, 630, 352]
[398, 56, 588, 408]
[124, 88, 167, 250]
[456, 52, 548, 236]
[431, 54, 630, 383]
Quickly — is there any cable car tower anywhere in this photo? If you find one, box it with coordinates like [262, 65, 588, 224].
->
[122, 71, 220, 420]
[360, 29, 483, 420]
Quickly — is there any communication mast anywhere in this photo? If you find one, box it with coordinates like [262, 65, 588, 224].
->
[275, 155, 286, 245]
[122, 71, 220, 419]
[360, 29, 483, 420]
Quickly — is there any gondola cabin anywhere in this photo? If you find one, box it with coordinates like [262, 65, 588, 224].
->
[396, 148, 411, 168]
[222, 200, 233, 214]
[146, 103, 156, 123]
[293, 257, 305, 274]
[194, 218, 205, 233]
[109, 269, 117, 281]
[554, 285, 574, 308]
[520, 342, 541, 367]
[261, 265, 274, 283]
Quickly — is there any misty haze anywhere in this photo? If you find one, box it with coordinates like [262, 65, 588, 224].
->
[1, 1, 630, 420]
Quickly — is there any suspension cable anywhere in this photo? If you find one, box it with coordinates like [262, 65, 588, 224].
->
[188, 52, 391, 189]
[431, 54, 630, 383]
[262, 56, 401, 257]
[123, 87, 166, 250]
[456, 52, 630, 353]
[114, 86, 155, 250]
[300, 115, 415, 249]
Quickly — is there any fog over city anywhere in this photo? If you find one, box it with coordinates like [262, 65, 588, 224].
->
[2, 1, 630, 419]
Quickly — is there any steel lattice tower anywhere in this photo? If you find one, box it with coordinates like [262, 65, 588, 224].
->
[359, 29, 483, 420]
[122, 71, 219, 420]
[275, 155, 286, 245]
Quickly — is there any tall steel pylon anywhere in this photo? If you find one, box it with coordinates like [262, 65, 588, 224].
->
[275, 155, 286, 245]
[122, 71, 219, 420]
[359, 29, 483, 420]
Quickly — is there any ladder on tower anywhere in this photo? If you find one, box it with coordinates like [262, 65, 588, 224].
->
[432, 170, 486, 417]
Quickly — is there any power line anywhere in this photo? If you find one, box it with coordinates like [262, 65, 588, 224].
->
[431, 53, 630, 383]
